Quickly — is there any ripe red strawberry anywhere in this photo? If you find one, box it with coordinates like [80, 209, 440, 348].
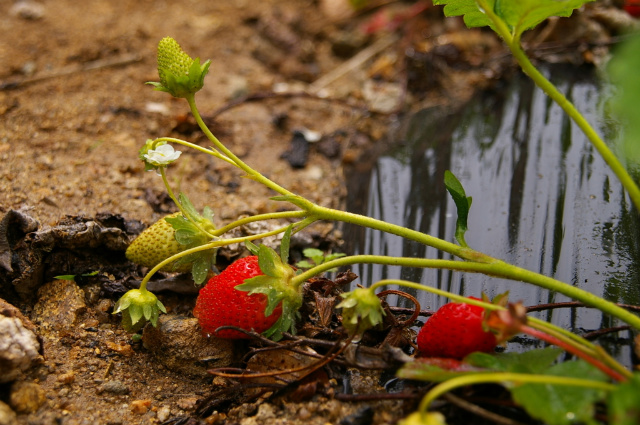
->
[193, 256, 283, 339]
[624, 0, 640, 17]
[417, 297, 496, 359]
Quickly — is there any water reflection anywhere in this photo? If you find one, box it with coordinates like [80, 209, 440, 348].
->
[344, 66, 640, 360]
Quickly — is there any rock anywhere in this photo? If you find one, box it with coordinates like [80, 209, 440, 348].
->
[98, 380, 130, 395]
[0, 299, 42, 383]
[32, 279, 86, 334]
[9, 381, 46, 414]
[143, 315, 235, 377]
[156, 406, 171, 422]
[9, 1, 45, 20]
[129, 399, 151, 415]
[0, 401, 17, 425]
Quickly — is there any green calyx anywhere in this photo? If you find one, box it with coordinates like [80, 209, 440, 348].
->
[113, 288, 167, 332]
[166, 193, 218, 284]
[147, 37, 211, 99]
[337, 287, 386, 336]
[236, 227, 302, 341]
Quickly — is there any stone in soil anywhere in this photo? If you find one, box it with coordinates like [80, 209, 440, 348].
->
[142, 314, 236, 377]
[0, 299, 42, 383]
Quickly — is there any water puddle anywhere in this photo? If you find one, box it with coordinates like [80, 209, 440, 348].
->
[344, 65, 640, 361]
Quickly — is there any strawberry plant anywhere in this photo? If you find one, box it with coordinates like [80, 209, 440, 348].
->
[114, 5, 640, 419]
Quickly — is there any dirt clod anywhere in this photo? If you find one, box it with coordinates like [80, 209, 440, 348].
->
[9, 382, 46, 414]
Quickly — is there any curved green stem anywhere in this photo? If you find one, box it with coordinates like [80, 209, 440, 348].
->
[213, 210, 309, 237]
[307, 204, 484, 261]
[476, 0, 640, 211]
[153, 137, 236, 166]
[293, 254, 640, 329]
[521, 324, 629, 381]
[186, 94, 295, 198]
[417, 372, 615, 422]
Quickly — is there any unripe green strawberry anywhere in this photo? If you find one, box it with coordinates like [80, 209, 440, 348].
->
[147, 37, 211, 98]
[126, 212, 191, 273]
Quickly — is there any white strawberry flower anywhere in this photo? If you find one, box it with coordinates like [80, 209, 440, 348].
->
[144, 144, 181, 166]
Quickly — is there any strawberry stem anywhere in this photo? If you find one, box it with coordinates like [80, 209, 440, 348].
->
[519, 324, 630, 382]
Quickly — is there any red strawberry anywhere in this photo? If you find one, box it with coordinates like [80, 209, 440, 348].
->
[417, 297, 496, 359]
[624, 0, 640, 17]
[193, 256, 283, 339]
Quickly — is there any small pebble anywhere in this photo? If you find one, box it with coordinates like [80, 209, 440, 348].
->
[130, 399, 151, 415]
[156, 406, 171, 422]
[98, 380, 130, 395]
[57, 371, 75, 384]
[9, 1, 45, 20]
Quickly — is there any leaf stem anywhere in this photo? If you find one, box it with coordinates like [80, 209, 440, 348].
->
[520, 324, 629, 381]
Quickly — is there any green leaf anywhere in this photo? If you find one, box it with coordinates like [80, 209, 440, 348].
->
[432, 0, 593, 38]
[467, 347, 562, 374]
[444, 170, 472, 247]
[511, 360, 608, 425]
[302, 248, 324, 261]
[156, 299, 167, 314]
[269, 194, 308, 209]
[397, 358, 487, 382]
[325, 252, 346, 261]
[264, 289, 284, 317]
[433, 0, 495, 30]
[295, 260, 315, 269]
[608, 373, 640, 425]
[496, 0, 593, 38]
[53, 271, 99, 281]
